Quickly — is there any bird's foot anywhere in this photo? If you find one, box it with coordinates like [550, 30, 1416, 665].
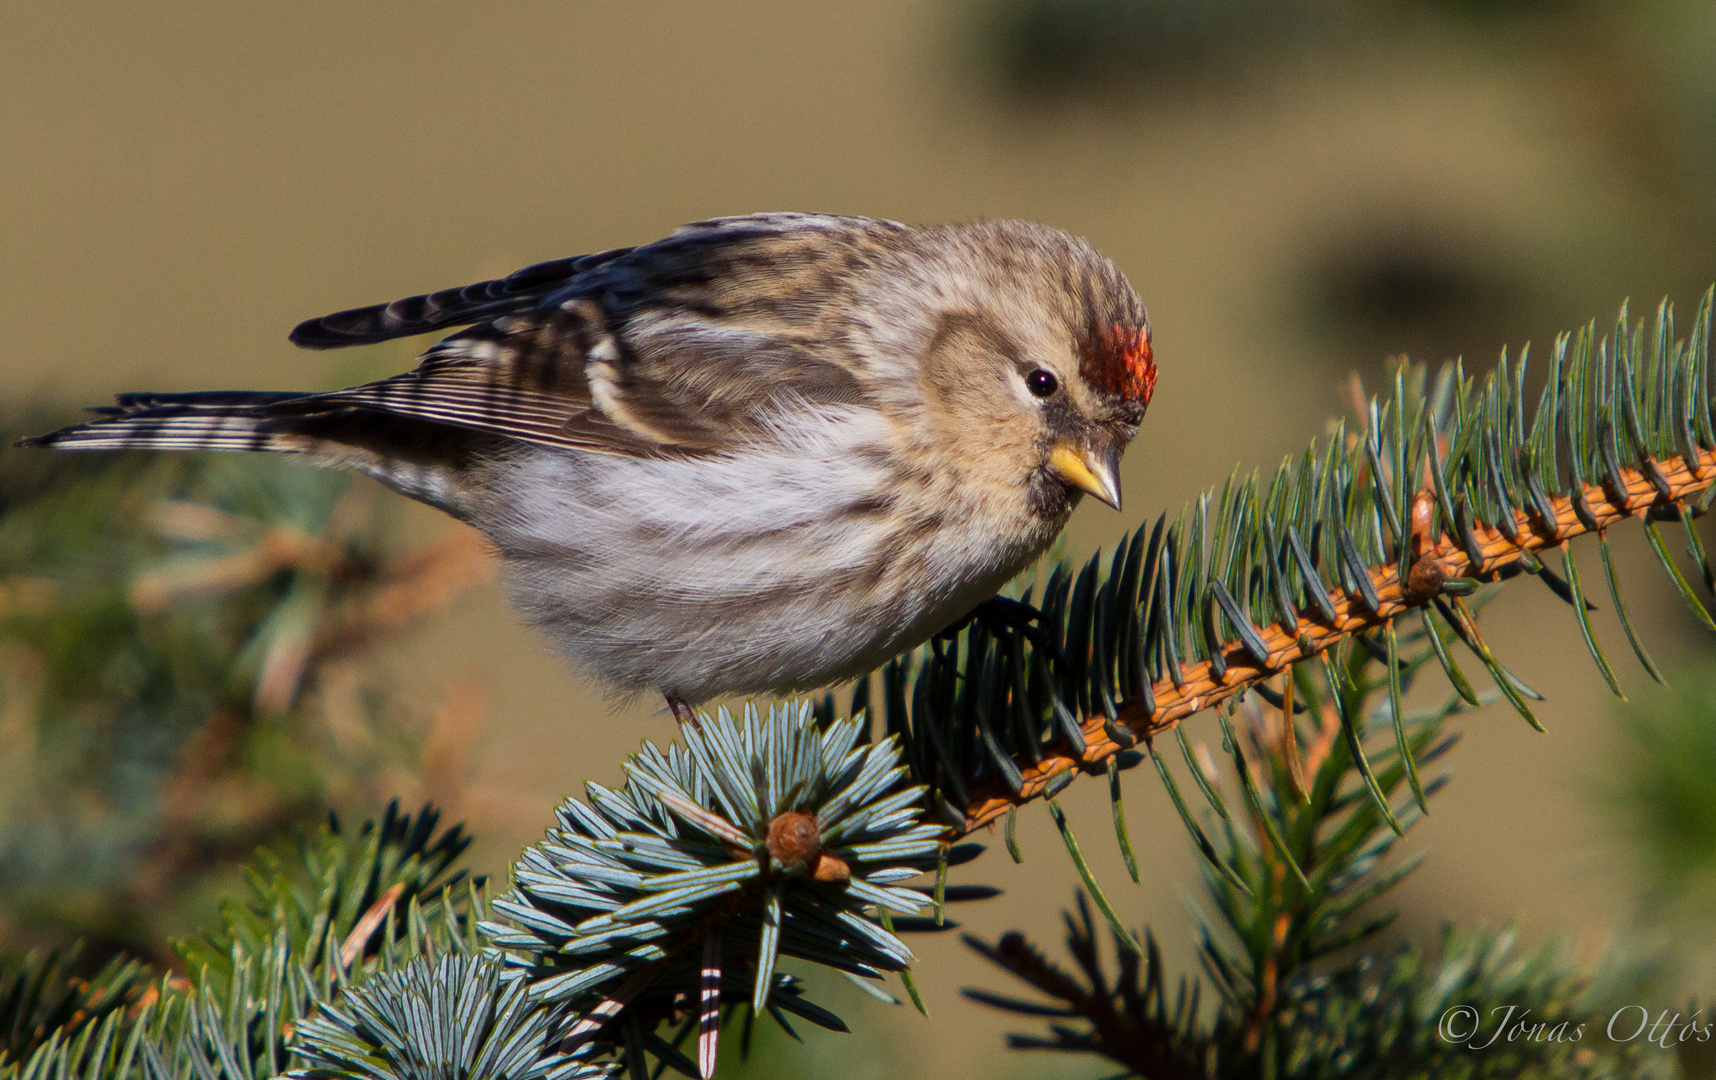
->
[666, 694, 700, 729]
[935, 595, 1061, 660]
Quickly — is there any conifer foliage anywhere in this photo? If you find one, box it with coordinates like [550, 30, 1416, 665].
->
[489, 704, 946, 1029]
[0, 440, 491, 955]
[3, 293, 1716, 1079]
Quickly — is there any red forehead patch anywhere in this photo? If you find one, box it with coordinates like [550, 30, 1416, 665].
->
[1081, 323, 1156, 408]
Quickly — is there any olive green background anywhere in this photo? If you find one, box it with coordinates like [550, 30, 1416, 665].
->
[5, 3, 1715, 1075]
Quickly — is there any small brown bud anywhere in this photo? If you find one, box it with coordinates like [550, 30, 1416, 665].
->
[1410, 490, 1436, 560]
[1405, 554, 1447, 599]
[766, 811, 822, 868]
[811, 853, 851, 882]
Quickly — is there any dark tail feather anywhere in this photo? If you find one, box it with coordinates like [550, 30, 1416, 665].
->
[19, 391, 483, 520]
[285, 247, 636, 350]
[18, 391, 316, 453]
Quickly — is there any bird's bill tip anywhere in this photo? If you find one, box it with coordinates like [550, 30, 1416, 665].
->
[1048, 442, 1122, 511]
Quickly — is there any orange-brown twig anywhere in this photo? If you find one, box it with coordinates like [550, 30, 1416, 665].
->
[953, 447, 1716, 839]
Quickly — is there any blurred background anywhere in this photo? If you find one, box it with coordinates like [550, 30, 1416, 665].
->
[5, 1, 1716, 1075]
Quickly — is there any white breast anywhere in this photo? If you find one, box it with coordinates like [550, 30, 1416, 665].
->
[471, 409, 1056, 702]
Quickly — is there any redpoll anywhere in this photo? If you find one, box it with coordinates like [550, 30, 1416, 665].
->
[24, 214, 1156, 720]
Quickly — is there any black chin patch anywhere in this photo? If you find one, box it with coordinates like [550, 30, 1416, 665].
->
[1028, 468, 1077, 520]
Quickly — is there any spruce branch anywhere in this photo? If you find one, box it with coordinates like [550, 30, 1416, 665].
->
[174, 801, 477, 1004]
[288, 955, 611, 1080]
[969, 911, 1673, 1079]
[964, 899, 1209, 1080]
[954, 440, 1716, 835]
[962, 617, 1675, 1078]
[8, 293, 1716, 1080]
[485, 702, 963, 1077]
[0, 803, 491, 1080]
[0, 945, 152, 1070]
[870, 293, 1716, 842]
[8, 984, 178, 1080]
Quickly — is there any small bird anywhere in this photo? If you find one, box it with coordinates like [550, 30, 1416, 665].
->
[23, 214, 1155, 722]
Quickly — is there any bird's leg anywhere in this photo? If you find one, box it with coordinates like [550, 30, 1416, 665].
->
[935, 595, 1061, 660]
[666, 693, 700, 729]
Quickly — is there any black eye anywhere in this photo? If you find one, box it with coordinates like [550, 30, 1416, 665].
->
[1025, 369, 1059, 398]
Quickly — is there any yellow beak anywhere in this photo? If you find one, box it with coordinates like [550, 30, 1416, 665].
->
[1048, 441, 1122, 511]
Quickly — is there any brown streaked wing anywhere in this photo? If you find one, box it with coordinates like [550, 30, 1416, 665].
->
[311, 306, 652, 456]
[312, 299, 868, 457]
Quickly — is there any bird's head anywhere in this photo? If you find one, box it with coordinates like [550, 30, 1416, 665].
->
[904, 221, 1155, 521]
